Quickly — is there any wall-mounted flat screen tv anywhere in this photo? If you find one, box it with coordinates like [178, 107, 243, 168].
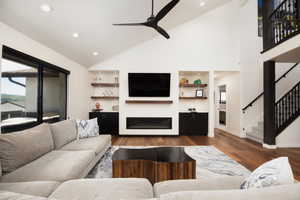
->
[128, 73, 171, 97]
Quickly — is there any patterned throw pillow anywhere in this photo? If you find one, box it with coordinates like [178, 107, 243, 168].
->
[240, 157, 294, 189]
[76, 118, 99, 139]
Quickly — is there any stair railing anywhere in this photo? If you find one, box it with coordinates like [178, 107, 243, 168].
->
[242, 63, 299, 113]
[268, 0, 300, 49]
[275, 80, 300, 134]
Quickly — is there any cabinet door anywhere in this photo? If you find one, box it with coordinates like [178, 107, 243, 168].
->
[179, 113, 208, 136]
[191, 113, 208, 136]
[100, 112, 119, 135]
[89, 112, 119, 135]
[179, 113, 192, 135]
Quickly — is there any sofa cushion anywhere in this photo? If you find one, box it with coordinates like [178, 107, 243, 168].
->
[159, 182, 300, 200]
[50, 120, 77, 149]
[0, 181, 60, 197]
[0, 150, 94, 183]
[49, 178, 153, 200]
[60, 135, 111, 155]
[154, 176, 245, 197]
[241, 157, 294, 189]
[0, 123, 54, 173]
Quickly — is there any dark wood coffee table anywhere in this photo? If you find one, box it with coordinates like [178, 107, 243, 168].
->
[112, 147, 196, 184]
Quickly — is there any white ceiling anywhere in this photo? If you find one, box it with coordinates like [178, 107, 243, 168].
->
[0, 0, 231, 67]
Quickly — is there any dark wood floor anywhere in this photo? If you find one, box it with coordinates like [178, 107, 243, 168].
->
[112, 129, 300, 181]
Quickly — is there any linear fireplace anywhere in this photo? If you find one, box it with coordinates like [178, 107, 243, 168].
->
[127, 117, 172, 129]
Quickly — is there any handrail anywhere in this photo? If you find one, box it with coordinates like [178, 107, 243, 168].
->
[242, 93, 264, 113]
[242, 63, 299, 113]
[269, 0, 290, 19]
[276, 79, 300, 104]
[275, 63, 299, 83]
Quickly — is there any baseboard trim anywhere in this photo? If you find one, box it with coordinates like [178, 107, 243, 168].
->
[263, 143, 277, 149]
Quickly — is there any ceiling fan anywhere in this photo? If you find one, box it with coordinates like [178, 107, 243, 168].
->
[113, 0, 180, 39]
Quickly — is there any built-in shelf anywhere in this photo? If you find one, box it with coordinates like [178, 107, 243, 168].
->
[179, 84, 208, 88]
[179, 97, 208, 100]
[91, 83, 119, 87]
[91, 96, 119, 100]
[125, 100, 173, 104]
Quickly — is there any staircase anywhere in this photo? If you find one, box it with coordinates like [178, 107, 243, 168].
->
[243, 63, 300, 144]
[275, 81, 300, 135]
[245, 0, 300, 146]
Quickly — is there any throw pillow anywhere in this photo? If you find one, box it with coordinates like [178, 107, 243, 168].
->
[240, 157, 294, 189]
[76, 118, 99, 139]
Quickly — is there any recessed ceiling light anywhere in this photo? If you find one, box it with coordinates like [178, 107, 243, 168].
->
[72, 33, 79, 38]
[40, 4, 52, 12]
[93, 52, 99, 56]
[200, 1, 206, 7]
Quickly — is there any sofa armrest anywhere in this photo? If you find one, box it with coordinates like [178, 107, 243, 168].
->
[154, 176, 245, 197]
[159, 182, 300, 200]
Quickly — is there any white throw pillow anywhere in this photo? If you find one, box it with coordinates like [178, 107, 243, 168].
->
[240, 157, 294, 189]
[76, 118, 99, 139]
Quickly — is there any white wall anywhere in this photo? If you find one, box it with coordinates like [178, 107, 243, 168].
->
[276, 117, 300, 148]
[239, 0, 263, 135]
[214, 72, 241, 137]
[89, 1, 240, 136]
[276, 63, 300, 101]
[0, 22, 90, 120]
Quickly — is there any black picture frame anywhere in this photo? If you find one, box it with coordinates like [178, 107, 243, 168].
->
[195, 89, 204, 97]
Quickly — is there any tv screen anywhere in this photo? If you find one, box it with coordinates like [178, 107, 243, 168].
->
[128, 73, 171, 97]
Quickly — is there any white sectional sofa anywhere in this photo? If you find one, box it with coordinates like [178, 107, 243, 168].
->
[0, 177, 299, 200]
[0, 120, 299, 200]
[0, 120, 111, 183]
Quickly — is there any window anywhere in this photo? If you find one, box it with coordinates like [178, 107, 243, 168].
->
[1, 46, 69, 133]
[219, 85, 226, 104]
[220, 91, 226, 104]
[42, 68, 67, 123]
[1, 59, 39, 128]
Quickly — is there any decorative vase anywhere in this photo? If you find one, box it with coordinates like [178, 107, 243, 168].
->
[95, 102, 101, 110]
[180, 78, 189, 85]
[194, 79, 202, 85]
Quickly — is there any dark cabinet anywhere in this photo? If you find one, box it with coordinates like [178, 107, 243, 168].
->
[89, 112, 119, 135]
[179, 112, 208, 136]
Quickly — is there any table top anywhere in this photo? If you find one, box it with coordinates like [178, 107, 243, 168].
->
[112, 147, 195, 163]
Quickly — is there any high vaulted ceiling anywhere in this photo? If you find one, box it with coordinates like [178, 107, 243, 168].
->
[0, 0, 231, 67]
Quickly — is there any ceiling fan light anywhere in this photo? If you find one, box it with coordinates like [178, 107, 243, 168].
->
[40, 4, 52, 12]
[72, 33, 79, 38]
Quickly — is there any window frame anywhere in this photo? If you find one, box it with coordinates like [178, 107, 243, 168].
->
[219, 91, 226, 104]
[1, 46, 70, 133]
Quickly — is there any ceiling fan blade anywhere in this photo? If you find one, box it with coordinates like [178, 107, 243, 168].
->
[155, 26, 170, 39]
[155, 0, 180, 22]
[113, 22, 146, 26]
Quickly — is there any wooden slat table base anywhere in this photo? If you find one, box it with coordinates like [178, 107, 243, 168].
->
[113, 160, 196, 184]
